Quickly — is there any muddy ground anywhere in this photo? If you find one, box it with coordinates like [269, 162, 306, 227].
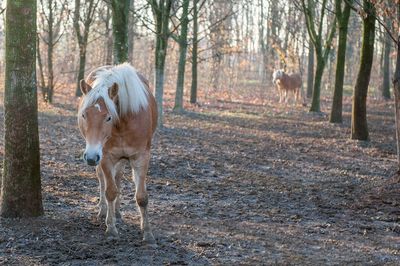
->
[0, 92, 399, 265]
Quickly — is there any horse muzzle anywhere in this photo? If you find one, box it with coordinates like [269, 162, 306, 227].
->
[83, 144, 102, 166]
[83, 153, 100, 166]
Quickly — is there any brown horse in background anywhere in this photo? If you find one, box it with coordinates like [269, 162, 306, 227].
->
[272, 69, 302, 104]
[77, 63, 157, 242]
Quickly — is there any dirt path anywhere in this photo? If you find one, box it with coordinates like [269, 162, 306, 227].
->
[0, 95, 399, 265]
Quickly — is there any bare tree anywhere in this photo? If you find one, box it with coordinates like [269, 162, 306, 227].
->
[300, 0, 337, 112]
[73, 0, 100, 97]
[38, 0, 68, 103]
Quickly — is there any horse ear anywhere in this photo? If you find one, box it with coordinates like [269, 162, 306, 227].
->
[109, 83, 119, 100]
[80, 80, 92, 95]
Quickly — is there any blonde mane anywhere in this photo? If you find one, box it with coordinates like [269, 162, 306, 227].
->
[79, 63, 149, 122]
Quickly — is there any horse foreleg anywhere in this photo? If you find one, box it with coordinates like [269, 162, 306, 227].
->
[100, 158, 119, 238]
[96, 166, 107, 219]
[292, 90, 296, 105]
[114, 163, 124, 219]
[130, 151, 155, 244]
[284, 90, 288, 104]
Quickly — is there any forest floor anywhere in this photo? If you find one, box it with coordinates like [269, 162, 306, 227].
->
[0, 90, 399, 265]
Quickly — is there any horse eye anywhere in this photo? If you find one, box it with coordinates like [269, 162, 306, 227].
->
[82, 113, 86, 119]
[106, 116, 112, 122]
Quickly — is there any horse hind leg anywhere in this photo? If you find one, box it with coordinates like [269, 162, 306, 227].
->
[284, 90, 288, 104]
[130, 151, 155, 244]
[298, 88, 302, 104]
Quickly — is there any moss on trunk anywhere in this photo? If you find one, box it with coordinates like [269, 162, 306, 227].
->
[351, 0, 375, 140]
[1, 0, 43, 217]
[112, 0, 130, 64]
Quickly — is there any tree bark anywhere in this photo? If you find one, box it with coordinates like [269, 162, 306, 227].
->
[190, 0, 198, 104]
[104, 4, 113, 65]
[151, 0, 173, 128]
[330, 0, 352, 123]
[154, 33, 168, 127]
[173, 0, 190, 112]
[351, 0, 375, 140]
[128, 0, 135, 63]
[393, 2, 400, 169]
[309, 55, 325, 112]
[1, 0, 43, 217]
[76, 47, 87, 97]
[112, 0, 130, 64]
[46, 0, 54, 103]
[37, 35, 47, 101]
[382, 17, 391, 100]
[306, 43, 314, 98]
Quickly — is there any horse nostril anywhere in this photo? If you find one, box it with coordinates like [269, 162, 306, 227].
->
[95, 155, 100, 162]
[83, 153, 87, 161]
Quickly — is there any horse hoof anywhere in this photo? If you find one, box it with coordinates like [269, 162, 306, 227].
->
[143, 232, 156, 245]
[105, 228, 119, 240]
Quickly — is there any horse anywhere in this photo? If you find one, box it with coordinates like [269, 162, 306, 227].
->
[77, 63, 157, 242]
[272, 69, 302, 104]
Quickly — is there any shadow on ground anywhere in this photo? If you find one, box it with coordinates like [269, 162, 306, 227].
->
[0, 94, 399, 264]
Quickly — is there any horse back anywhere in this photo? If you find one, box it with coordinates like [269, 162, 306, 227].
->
[289, 73, 302, 88]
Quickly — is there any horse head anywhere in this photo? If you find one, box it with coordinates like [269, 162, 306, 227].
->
[78, 80, 119, 166]
[272, 69, 285, 84]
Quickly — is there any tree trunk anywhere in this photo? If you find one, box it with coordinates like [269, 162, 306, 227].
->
[382, 19, 391, 99]
[47, 37, 54, 103]
[309, 54, 325, 112]
[36, 36, 47, 101]
[128, 0, 135, 63]
[1, 0, 43, 217]
[106, 31, 113, 65]
[151, 0, 172, 128]
[394, 35, 400, 169]
[155, 43, 167, 126]
[112, 0, 130, 64]
[104, 4, 113, 65]
[330, 0, 351, 123]
[173, 0, 190, 112]
[393, 2, 400, 169]
[351, 0, 375, 140]
[47, 0, 54, 103]
[75, 47, 87, 97]
[259, 0, 268, 84]
[306, 43, 314, 98]
[190, 0, 198, 104]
